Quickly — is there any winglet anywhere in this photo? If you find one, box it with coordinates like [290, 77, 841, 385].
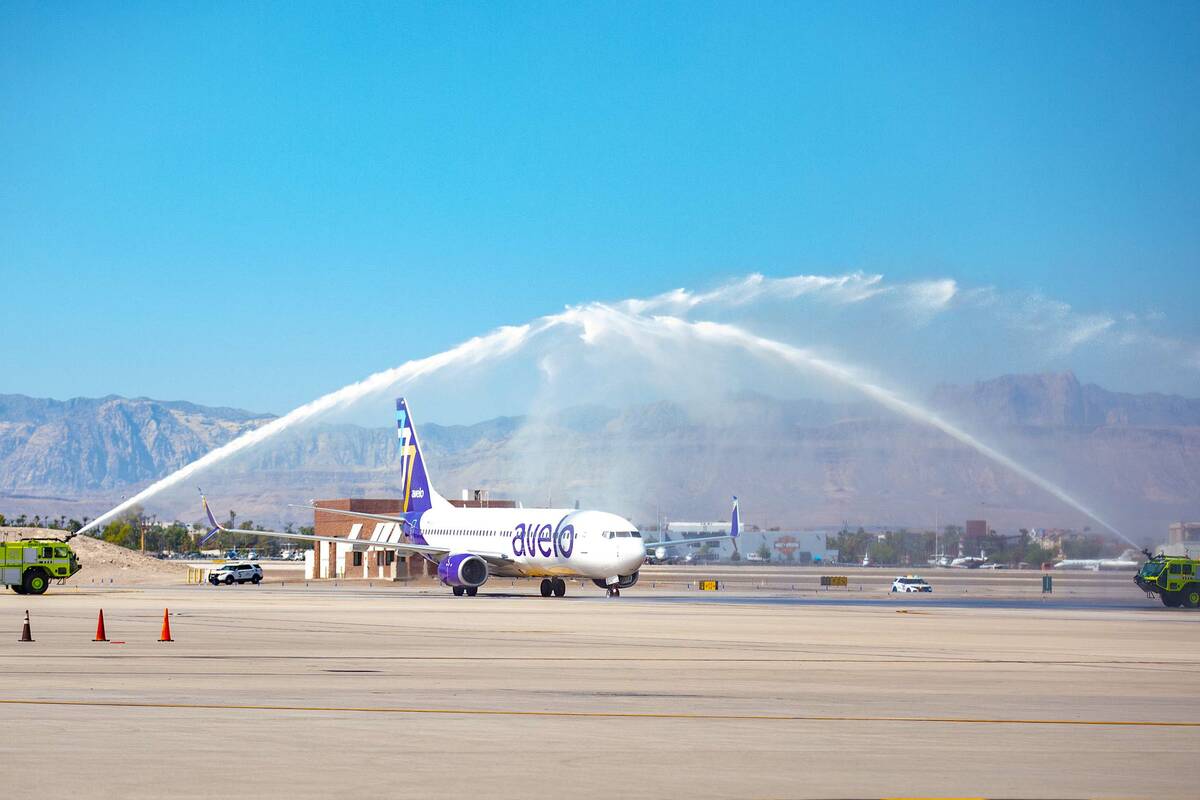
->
[730, 496, 740, 539]
[199, 494, 222, 546]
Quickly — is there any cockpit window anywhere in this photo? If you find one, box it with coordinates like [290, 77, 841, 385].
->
[631, 532, 641, 538]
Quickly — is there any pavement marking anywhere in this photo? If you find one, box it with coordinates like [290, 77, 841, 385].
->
[1, 653, 1196, 665]
[1, 698, 1198, 727]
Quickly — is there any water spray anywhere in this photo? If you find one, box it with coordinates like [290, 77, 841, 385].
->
[74, 322, 539, 537]
[76, 281, 1128, 546]
[674, 317, 1131, 544]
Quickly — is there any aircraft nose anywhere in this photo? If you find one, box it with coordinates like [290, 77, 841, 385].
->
[625, 538, 647, 570]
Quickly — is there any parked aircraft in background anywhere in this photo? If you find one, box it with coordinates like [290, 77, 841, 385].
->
[1054, 550, 1141, 571]
[202, 397, 740, 597]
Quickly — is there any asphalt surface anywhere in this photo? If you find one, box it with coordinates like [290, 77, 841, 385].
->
[1, 575, 1197, 799]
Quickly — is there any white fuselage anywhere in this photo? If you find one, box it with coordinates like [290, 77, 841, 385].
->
[416, 506, 645, 581]
[1054, 558, 1139, 571]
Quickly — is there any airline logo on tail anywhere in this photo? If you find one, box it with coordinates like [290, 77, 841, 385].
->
[395, 397, 436, 514]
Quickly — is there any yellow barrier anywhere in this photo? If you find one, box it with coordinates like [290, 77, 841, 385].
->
[697, 580, 720, 591]
[185, 568, 208, 585]
[820, 575, 848, 587]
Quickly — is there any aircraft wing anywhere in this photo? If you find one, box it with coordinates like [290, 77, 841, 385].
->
[644, 497, 742, 551]
[287, 503, 406, 525]
[643, 535, 732, 549]
[200, 496, 513, 567]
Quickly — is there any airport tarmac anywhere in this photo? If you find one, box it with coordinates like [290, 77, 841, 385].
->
[1, 582, 1197, 799]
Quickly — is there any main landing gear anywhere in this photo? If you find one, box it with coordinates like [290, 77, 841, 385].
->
[605, 586, 621, 598]
[539, 578, 567, 598]
[451, 586, 479, 597]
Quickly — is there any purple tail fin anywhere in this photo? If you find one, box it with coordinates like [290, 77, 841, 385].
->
[199, 495, 221, 546]
[396, 397, 440, 513]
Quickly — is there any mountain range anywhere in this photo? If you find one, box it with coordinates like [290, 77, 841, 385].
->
[1, 373, 1197, 543]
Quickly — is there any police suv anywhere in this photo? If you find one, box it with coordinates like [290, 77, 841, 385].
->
[891, 575, 933, 593]
[208, 563, 263, 586]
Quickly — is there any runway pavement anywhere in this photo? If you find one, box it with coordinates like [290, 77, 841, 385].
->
[1, 581, 1196, 799]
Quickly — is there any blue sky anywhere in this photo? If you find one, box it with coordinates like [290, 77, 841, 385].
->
[2, 1, 1198, 415]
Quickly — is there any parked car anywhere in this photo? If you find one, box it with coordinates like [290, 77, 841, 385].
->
[891, 575, 932, 593]
[209, 563, 263, 586]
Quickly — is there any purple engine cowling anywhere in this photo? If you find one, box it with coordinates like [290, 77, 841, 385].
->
[437, 553, 489, 588]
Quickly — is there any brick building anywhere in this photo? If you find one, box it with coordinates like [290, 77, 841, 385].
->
[308, 498, 433, 580]
[307, 492, 517, 580]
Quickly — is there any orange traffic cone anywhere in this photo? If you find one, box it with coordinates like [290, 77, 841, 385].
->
[94, 609, 108, 642]
[19, 610, 33, 642]
[158, 608, 173, 642]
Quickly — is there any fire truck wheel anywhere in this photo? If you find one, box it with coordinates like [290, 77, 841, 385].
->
[23, 569, 49, 595]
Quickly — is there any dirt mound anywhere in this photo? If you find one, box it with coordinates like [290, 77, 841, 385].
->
[0, 528, 186, 586]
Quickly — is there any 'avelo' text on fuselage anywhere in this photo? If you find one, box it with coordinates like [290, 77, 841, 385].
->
[511, 519, 575, 558]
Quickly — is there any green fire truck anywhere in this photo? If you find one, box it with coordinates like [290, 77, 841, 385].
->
[1135, 552, 1200, 608]
[1, 539, 82, 595]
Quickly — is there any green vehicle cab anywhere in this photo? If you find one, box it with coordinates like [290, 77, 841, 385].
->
[1, 539, 82, 595]
[1134, 553, 1200, 608]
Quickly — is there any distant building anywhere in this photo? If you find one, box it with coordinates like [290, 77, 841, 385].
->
[1032, 528, 1086, 556]
[764, 531, 838, 564]
[451, 489, 516, 509]
[1163, 522, 1200, 558]
[965, 519, 988, 540]
[1168, 522, 1200, 546]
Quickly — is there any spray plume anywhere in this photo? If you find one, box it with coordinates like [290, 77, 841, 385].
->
[77, 274, 1128, 541]
[667, 316, 1128, 542]
[75, 323, 535, 536]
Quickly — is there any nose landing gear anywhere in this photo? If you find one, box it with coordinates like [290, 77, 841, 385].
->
[606, 586, 620, 598]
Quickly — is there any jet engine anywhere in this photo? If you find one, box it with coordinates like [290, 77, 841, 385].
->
[437, 553, 489, 588]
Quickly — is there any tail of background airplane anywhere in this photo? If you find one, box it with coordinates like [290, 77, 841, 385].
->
[730, 496, 740, 554]
[396, 397, 447, 513]
[199, 494, 221, 546]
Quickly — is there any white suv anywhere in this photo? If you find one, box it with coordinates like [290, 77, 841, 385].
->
[209, 563, 263, 586]
[891, 575, 932, 593]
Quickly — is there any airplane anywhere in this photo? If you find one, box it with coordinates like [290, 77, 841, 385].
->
[948, 541, 989, 569]
[1053, 555, 1141, 571]
[200, 397, 741, 598]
